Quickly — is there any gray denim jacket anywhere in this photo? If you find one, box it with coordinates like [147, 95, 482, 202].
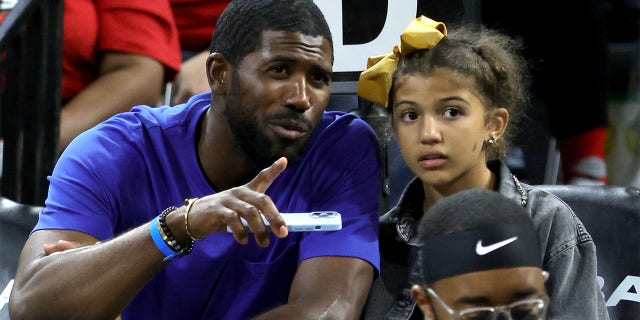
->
[361, 160, 609, 320]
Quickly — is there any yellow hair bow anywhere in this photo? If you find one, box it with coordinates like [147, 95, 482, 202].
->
[356, 15, 447, 107]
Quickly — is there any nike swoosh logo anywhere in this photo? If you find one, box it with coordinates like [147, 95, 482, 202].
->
[475, 236, 518, 255]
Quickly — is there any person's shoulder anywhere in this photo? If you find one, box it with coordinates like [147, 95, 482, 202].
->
[525, 184, 574, 214]
[65, 95, 209, 157]
[319, 111, 378, 138]
[321, 110, 359, 124]
[113, 93, 209, 132]
[91, 105, 175, 137]
[524, 184, 592, 247]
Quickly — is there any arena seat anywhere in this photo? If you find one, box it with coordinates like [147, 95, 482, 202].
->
[538, 184, 640, 320]
[1, 0, 62, 316]
[0, 197, 41, 318]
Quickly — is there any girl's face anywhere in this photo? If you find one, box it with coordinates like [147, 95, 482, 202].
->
[391, 67, 505, 190]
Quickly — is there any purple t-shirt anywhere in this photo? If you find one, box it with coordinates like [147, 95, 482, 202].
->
[36, 93, 381, 319]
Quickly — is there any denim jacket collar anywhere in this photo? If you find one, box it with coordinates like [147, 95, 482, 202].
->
[384, 160, 526, 245]
[381, 177, 425, 245]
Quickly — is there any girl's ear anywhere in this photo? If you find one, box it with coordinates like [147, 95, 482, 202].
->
[206, 53, 230, 95]
[487, 107, 509, 141]
[411, 285, 437, 320]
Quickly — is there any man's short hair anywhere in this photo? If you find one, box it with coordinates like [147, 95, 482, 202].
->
[210, 0, 333, 67]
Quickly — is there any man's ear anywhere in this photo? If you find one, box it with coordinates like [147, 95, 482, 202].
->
[206, 52, 229, 95]
[411, 285, 436, 320]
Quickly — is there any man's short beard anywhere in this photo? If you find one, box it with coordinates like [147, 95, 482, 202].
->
[225, 92, 277, 168]
[224, 79, 309, 168]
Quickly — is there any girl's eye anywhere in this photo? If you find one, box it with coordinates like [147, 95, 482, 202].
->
[401, 111, 418, 121]
[444, 108, 460, 119]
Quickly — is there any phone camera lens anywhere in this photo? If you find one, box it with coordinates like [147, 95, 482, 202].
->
[310, 211, 336, 217]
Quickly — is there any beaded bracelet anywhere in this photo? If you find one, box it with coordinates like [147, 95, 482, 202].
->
[150, 206, 194, 261]
[159, 206, 194, 253]
[149, 215, 183, 262]
[158, 206, 183, 252]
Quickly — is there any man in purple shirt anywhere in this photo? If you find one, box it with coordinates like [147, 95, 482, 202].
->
[9, 1, 381, 319]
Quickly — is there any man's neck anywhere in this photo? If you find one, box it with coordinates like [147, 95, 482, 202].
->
[197, 107, 258, 191]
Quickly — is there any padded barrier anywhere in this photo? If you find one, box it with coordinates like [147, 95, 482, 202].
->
[538, 184, 640, 320]
[0, 0, 63, 206]
[1, 186, 637, 319]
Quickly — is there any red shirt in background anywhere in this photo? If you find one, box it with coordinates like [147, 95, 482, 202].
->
[62, 0, 181, 100]
[169, 0, 231, 52]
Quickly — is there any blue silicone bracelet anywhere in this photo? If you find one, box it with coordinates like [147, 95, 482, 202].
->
[149, 216, 180, 261]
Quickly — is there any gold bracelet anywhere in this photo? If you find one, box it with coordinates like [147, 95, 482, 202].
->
[184, 198, 200, 241]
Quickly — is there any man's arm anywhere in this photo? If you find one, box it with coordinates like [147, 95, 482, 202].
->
[9, 158, 290, 319]
[59, 52, 164, 155]
[170, 51, 212, 105]
[9, 227, 166, 319]
[253, 256, 374, 320]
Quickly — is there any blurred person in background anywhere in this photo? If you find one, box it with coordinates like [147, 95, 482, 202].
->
[167, 0, 232, 105]
[59, 0, 181, 155]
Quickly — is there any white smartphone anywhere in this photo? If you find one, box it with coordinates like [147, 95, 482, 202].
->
[226, 211, 342, 232]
